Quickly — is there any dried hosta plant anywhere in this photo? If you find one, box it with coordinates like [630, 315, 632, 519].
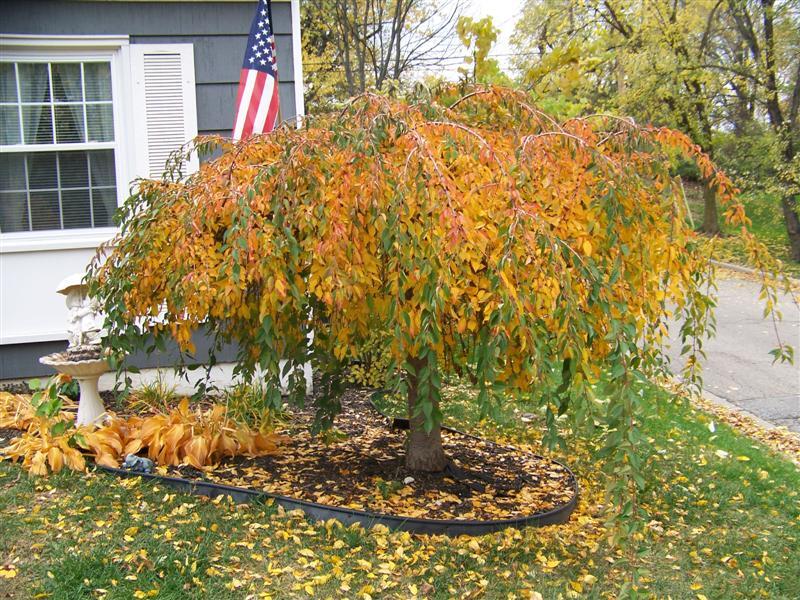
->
[2, 416, 86, 476]
[1, 388, 284, 474]
[122, 398, 285, 469]
[1, 378, 85, 475]
[0, 391, 37, 430]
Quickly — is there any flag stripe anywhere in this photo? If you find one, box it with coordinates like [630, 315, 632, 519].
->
[252, 75, 275, 135]
[232, 69, 257, 140]
[243, 71, 267, 139]
[265, 76, 280, 132]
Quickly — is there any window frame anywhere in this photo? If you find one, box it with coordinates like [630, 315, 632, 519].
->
[0, 35, 132, 253]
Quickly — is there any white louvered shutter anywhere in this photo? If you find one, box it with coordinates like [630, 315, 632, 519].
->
[130, 44, 198, 179]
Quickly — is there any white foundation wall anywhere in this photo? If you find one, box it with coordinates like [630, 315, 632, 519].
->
[0, 246, 99, 344]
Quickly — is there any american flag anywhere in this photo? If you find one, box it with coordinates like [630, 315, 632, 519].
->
[232, 0, 280, 140]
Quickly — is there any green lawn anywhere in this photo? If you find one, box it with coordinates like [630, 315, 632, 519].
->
[683, 182, 800, 277]
[1, 383, 798, 599]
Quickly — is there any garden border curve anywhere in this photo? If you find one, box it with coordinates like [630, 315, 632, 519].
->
[95, 402, 579, 536]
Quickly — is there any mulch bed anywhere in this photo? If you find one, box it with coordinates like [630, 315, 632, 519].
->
[0, 388, 576, 521]
[167, 389, 575, 521]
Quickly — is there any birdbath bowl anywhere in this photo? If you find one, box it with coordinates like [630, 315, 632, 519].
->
[39, 353, 109, 426]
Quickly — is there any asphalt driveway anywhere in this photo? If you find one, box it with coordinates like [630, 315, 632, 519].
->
[667, 274, 800, 432]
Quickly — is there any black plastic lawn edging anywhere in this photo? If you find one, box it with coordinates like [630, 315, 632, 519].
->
[97, 462, 577, 536]
[92, 400, 579, 536]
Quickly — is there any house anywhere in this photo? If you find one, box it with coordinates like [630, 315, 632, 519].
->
[0, 0, 304, 378]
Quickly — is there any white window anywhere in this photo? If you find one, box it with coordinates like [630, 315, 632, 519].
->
[0, 36, 197, 252]
[0, 36, 198, 346]
[1, 60, 119, 232]
[0, 36, 132, 250]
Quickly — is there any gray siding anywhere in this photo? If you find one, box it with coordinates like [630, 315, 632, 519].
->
[2, 1, 298, 136]
[0, 336, 239, 380]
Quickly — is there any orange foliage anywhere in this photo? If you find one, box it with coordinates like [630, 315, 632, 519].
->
[91, 86, 769, 391]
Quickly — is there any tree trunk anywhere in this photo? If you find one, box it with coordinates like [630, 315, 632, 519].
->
[700, 178, 720, 235]
[781, 194, 800, 262]
[405, 357, 447, 472]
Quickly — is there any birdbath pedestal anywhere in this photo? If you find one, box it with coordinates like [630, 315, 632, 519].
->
[39, 353, 109, 426]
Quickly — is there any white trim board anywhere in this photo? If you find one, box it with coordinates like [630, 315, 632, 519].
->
[291, 0, 305, 124]
[0, 34, 130, 49]
[0, 229, 117, 254]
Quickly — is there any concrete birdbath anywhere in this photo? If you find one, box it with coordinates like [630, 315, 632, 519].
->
[39, 274, 109, 426]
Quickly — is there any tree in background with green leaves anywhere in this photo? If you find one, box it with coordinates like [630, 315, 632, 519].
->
[512, 0, 731, 235]
[456, 16, 511, 85]
[512, 0, 800, 255]
[716, 0, 800, 261]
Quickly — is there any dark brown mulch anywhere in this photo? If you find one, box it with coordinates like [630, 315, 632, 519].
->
[0, 427, 20, 449]
[0, 382, 30, 395]
[168, 389, 575, 521]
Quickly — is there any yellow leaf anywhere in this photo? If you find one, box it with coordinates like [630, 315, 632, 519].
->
[47, 447, 64, 473]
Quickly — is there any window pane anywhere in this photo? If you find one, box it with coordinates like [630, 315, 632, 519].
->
[62, 188, 92, 229]
[18, 63, 50, 102]
[27, 153, 57, 190]
[59, 151, 89, 188]
[89, 150, 116, 187]
[52, 63, 83, 102]
[0, 154, 26, 191]
[1, 148, 116, 232]
[30, 190, 60, 230]
[55, 105, 86, 143]
[92, 187, 117, 227]
[0, 106, 21, 145]
[22, 105, 53, 144]
[0, 63, 18, 103]
[86, 104, 114, 142]
[84, 63, 112, 101]
[0, 192, 29, 233]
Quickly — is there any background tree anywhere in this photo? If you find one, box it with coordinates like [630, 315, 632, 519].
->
[713, 0, 800, 259]
[512, 0, 800, 255]
[90, 88, 788, 514]
[301, 0, 346, 113]
[511, 0, 731, 235]
[301, 0, 465, 107]
[456, 16, 511, 85]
